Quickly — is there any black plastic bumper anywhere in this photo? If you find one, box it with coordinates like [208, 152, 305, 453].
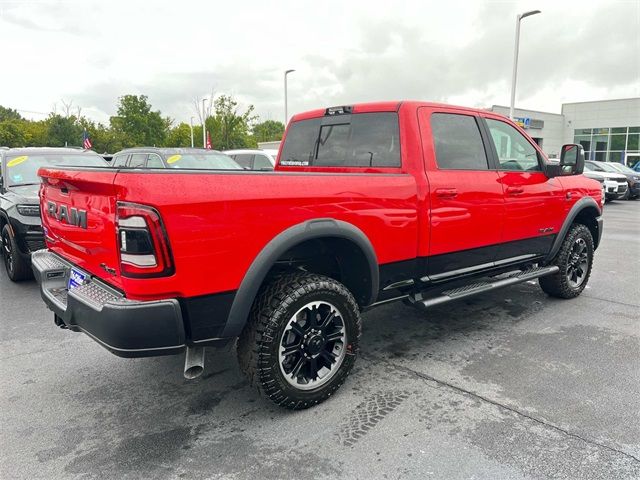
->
[31, 250, 186, 358]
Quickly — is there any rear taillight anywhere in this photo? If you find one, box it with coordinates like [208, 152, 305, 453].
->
[116, 202, 174, 278]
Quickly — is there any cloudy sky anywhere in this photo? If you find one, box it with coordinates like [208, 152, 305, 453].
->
[0, 0, 638, 126]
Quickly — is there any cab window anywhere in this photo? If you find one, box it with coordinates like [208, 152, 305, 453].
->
[431, 113, 489, 170]
[280, 113, 401, 168]
[485, 118, 541, 171]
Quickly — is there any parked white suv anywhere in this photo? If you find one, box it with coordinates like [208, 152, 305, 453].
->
[223, 149, 276, 170]
[583, 161, 628, 201]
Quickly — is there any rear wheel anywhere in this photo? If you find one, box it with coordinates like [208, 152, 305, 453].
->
[1, 224, 32, 281]
[539, 223, 594, 299]
[237, 272, 361, 409]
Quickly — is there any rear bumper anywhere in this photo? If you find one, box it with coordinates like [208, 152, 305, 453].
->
[31, 249, 186, 358]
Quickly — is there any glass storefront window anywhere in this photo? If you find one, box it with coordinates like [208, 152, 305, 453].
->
[592, 134, 608, 151]
[595, 152, 607, 161]
[610, 135, 626, 150]
[575, 128, 592, 135]
[629, 127, 640, 133]
[578, 140, 591, 151]
[592, 128, 609, 135]
[627, 134, 639, 151]
[611, 127, 627, 134]
[608, 151, 624, 163]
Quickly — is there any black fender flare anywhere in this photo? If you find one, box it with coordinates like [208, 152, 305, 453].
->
[0, 210, 12, 234]
[545, 196, 602, 262]
[221, 218, 379, 338]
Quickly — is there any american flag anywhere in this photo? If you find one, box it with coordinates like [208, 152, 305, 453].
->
[206, 131, 212, 149]
[82, 129, 92, 149]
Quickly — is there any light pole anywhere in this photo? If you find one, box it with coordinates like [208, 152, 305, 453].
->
[202, 98, 207, 148]
[284, 69, 295, 125]
[189, 116, 194, 148]
[509, 10, 541, 120]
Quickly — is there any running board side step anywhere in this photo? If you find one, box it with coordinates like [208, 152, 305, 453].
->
[408, 266, 559, 309]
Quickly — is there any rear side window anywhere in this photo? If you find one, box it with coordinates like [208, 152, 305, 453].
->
[280, 113, 401, 168]
[254, 154, 273, 170]
[431, 113, 489, 170]
[112, 154, 128, 167]
[129, 154, 147, 168]
[233, 154, 254, 169]
[146, 154, 164, 168]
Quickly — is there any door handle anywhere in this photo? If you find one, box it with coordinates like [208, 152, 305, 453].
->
[435, 188, 458, 199]
[506, 186, 524, 195]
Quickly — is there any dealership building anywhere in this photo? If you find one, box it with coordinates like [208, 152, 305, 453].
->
[490, 97, 640, 166]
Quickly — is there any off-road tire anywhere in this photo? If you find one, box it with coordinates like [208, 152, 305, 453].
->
[237, 272, 361, 409]
[539, 223, 594, 299]
[2, 224, 32, 282]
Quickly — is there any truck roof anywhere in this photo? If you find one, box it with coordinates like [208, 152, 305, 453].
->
[290, 101, 487, 122]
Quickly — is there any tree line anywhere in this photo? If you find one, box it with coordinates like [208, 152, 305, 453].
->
[0, 95, 285, 153]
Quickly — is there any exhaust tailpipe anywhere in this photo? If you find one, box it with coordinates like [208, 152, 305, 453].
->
[183, 346, 205, 379]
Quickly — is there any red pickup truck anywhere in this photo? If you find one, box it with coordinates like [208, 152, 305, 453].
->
[32, 101, 603, 409]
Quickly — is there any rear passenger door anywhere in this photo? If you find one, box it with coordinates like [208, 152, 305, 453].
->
[481, 116, 565, 258]
[418, 109, 505, 278]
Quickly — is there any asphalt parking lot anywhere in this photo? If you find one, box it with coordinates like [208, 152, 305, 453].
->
[1, 200, 639, 480]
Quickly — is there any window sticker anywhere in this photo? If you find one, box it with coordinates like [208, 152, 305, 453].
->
[7, 155, 28, 167]
[11, 174, 24, 183]
[166, 155, 182, 164]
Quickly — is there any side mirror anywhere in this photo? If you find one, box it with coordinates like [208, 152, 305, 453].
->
[546, 144, 585, 178]
[560, 144, 584, 175]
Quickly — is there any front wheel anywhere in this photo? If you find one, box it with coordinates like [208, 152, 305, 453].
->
[237, 272, 361, 409]
[2, 224, 32, 282]
[539, 223, 594, 299]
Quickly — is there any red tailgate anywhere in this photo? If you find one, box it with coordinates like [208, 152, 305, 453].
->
[39, 167, 123, 289]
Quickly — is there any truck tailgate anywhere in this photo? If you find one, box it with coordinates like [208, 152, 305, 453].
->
[39, 167, 123, 289]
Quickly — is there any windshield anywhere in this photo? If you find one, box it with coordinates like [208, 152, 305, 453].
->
[609, 163, 635, 174]
[5, 153, 106, 187]
[585, 162, 604, 172]
[163, 152, 242, 170]
[595, 162, 621, 173]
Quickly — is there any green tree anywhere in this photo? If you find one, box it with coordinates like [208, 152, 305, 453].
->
[46, 114, 83, 147]
[252, 120, 285, 143]
[0, 106, 22, 122]
[205, 95, 258, 150]
[0, 119, 26, 146]
[110, 95, 171, 147]
[22, 120, 48, 146]
[165, 122, 196, 147]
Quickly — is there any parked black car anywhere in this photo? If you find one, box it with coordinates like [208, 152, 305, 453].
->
[110, 147, 242, 170]
[0, 147, 107, 281]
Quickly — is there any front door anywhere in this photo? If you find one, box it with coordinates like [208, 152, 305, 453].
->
[418, 109, 505, 278]
[481, 115, 566, 260]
